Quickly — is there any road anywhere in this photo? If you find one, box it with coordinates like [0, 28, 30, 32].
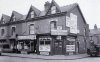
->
[0, 55, 100, 62]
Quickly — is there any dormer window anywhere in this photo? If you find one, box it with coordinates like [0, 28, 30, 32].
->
[30, 11, 34, 18]
[12, 16, 16, 21]
[2, 17, 5, 24]
[51, 6, 56, 14]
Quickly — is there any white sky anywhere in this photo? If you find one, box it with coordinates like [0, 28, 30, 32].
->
[0, 0, 100, 29]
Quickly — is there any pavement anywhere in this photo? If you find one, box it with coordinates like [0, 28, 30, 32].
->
[2, 53, 88, 60]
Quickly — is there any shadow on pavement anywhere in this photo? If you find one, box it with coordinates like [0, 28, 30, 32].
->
[2, 55, 89, 60]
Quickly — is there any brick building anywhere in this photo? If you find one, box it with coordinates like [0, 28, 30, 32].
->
[89, 24, 100, 45]
[0, 0, 89, 55]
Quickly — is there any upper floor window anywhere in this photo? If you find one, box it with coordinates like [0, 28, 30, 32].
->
[1, 29, 5, 36]
[12, 16, 16, 21]
[51, 6, 56, 14]
[11, 27, 16, 36]
[50, 21, 57, 30]
[2, 17, 5, 24]
[29, 24, 35, 34]
[30, 11, 34, 18]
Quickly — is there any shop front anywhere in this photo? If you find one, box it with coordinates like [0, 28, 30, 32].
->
[17, 35, 37, 54]
[65, 35, 77, 55]
[38, 35, 51, 55]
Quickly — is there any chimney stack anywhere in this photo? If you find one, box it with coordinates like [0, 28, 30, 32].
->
[44, 1, 51, 12]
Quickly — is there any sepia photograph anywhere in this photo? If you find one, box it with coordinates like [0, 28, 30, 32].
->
[0, 0, 100, 62]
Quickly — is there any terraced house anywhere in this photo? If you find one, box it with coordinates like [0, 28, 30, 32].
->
[0, 0, 89, 55]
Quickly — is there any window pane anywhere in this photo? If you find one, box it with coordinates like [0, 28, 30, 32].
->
[51, 6, 56, 14]
[40, 41, 44, 45]
[1, 29, 4, 36]
[30, 11, 34, 18]
[12, 27, 16, 35]
[50, 21, 56, 30]
[29, 24, 34, 34]
[45, 41, 50, 45]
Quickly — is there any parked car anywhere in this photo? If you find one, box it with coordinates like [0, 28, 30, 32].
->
[87, 44, 100, 57]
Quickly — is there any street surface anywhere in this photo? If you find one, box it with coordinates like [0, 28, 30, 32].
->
[0, 55, 100, 62]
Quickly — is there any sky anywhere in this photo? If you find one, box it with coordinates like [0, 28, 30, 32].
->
[0, 0, 100, 29]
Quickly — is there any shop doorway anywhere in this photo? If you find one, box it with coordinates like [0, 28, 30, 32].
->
[54, 40, 63, 55]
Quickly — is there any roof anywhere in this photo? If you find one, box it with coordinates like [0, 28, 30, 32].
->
[10, 11, 23, 22]
[0, 14, 10, 23]
[31, 6, 41, 16]
[39, 3, 78, 17]
[89, 28, 100, 36]
[60, 3, 78, 12]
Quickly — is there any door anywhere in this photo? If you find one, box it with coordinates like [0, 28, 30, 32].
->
[54, 40, 63, 55]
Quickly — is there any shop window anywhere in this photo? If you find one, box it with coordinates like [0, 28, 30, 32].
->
[30, 11, 34, 18]
[40, 41, 44, 45]
[45, 41, 50, 45]
[1, 29, 5, 36]
[11, 27, 16, 36]
[29, 24, 35, 34]
[50, 21, 57, 30]
[51, 6, 56, 14]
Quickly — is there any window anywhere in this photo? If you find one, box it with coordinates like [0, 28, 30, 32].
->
[51, 6, 56, 14]
[29, 24, 35, 34]
[30, 11, 34, 18]
[1, 29, 4, 36]
[12, 16, 16, 21]
[11, 27, 16, 36]
[2, 17, 5, 24]
[50, 21, 57, 30]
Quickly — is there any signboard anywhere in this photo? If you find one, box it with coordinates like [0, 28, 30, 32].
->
[39, 45, 50, 52]
[51, 29, 68, 35]
[67, 38, 75, 41]
[66, 45, 75, 52]
[40, 51, 49, 55]
[66, 13, 79, 34]
[18, 35, 36, 40]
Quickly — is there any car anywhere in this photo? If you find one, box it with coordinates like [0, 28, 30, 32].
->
[87, 44, 100, 57]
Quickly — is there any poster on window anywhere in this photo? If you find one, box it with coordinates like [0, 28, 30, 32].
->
[39, 45, 50, 52]
[66, 45, 75, 52]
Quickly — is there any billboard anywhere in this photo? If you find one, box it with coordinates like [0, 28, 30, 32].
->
[66, 13, 79, 34]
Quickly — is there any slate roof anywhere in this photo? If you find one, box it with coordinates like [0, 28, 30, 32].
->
[39, 3, 78, 17]
[89, 28, 100, 36]
[31, 6, 41, 16]
[10, 11, 23, 22]
[0, 14, 10, 23]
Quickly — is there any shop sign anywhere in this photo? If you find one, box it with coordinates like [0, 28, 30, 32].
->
[67, 38, 75, 41]
[39, 45, 50, 52]
[51, 29, 68, 35]
[66, 45, 75, 52]
[18, 35, 36, 40]
[40, 51, 49, 55]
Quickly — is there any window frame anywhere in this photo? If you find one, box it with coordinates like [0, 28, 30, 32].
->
[30, 11, 34, 18]
[1, 28, 5, 36]
[11, 26, 16, 36]
[51, 6, 56, 14]
[29, 24, 35, 35]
